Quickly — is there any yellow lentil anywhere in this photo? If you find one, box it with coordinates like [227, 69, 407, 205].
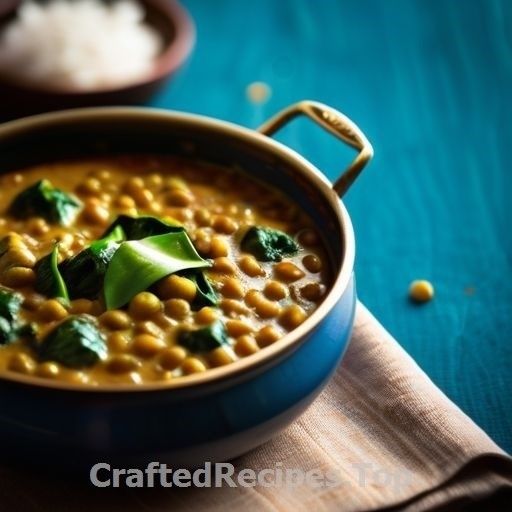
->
[263, 280, 288, 300]
[302, 254, 322, 273]
[99, 310, 132, 330]
[106, 354, 141, 374]
[209, 347, 234, 367]
[181, 357, 207, 375]
[234, 335, 259, 357]
[274, 261, 305, 282]
[164, 298, 191, 320]
[132, 334, 166, 358]
[220, 277, 245, 299]
[7, 352, 36, 374]
[128, 292, 162, 320]
[409, 280, 434, 303]
[37, 299, 69, 322]
[158, 346, 187, 370]
[1, 266, 36, 287]
[255, 325, 282, 347]
[279, 305, 307, 330]
[238, 255, 265, 277]
[155, 274, 196, 302]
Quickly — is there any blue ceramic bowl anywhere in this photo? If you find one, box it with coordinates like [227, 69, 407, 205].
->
[0, 102, 372, 470]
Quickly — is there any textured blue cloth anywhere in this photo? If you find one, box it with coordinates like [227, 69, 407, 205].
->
[147, 0, 512, 453]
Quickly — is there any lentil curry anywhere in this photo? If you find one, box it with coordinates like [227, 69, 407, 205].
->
[0, 155, 331, 385]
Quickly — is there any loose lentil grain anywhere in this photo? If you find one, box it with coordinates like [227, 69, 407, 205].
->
[409, 280, 434, 303]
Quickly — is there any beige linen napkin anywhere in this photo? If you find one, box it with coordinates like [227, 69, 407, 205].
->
[1, 302, 511, 511]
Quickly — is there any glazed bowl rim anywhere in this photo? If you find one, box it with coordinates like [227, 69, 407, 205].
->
[0, 106, 355, 392]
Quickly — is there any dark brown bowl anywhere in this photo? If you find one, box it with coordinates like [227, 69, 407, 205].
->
[0, 0, 195, 121]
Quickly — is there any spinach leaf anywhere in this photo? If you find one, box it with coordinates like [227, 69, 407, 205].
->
[58, 227, 125, 300]
[0, 286, 23, 323]
[38, 315, 107, 368]
[0, 286, 35, 345]
[104, 231, 211, 309]
[178, 320, 228, 352]
[59, 242, 120, 300]
[35, 227, 124, 301]
[101, 215, 182, 240]
[34, 244, 69, 301]
[7, 179, 81, 226]
[240, 226, 299, 262]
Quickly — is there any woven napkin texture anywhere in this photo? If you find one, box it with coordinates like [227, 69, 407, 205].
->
[1, 302, 511, 511]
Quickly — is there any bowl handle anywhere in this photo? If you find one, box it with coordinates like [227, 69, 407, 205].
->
[257, 100, 373, 197]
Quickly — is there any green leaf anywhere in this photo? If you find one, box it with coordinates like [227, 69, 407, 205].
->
[34, 244, 69, 301]
[240, 226, 299, 262]
[7, 179, 81, 225]
[59, 241, 120, 300]
[35, 227, 125, 301]
[178, 320, 228, 352]
[0, 286, 35, 346]
[0, 286, 23, 324]
[101, 215, 182, 240]
[38, 315, 107, 368]
[104, 231, 211, 309]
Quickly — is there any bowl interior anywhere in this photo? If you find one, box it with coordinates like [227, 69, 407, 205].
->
[0, 108, 353, 392]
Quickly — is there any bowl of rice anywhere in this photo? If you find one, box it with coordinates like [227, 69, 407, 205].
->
[0, 0, 195, 120]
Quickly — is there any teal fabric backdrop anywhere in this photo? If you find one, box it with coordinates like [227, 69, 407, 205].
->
[147, 0, 512, 453]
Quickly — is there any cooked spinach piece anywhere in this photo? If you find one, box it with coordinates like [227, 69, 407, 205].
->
[101, 215, 182, 240]
[0, 286, 35, 345]
[59, 240, 120, 300]
[38, 315, 107, 368]
[0, 286, 23, 324]
[34, 244, 69, 301]
[7, 179, 81, 225]
[35, 227, 124, 301]
[178, 320, 228, 352]
[0, 318, 33, 346]
[59, 225, 125, 299]
[0, 287, 23, 345]
[240, 226, 299, 262]
[178, 270, 218, 310]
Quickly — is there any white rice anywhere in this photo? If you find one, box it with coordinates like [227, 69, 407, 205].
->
[0, 0, 164, 91]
